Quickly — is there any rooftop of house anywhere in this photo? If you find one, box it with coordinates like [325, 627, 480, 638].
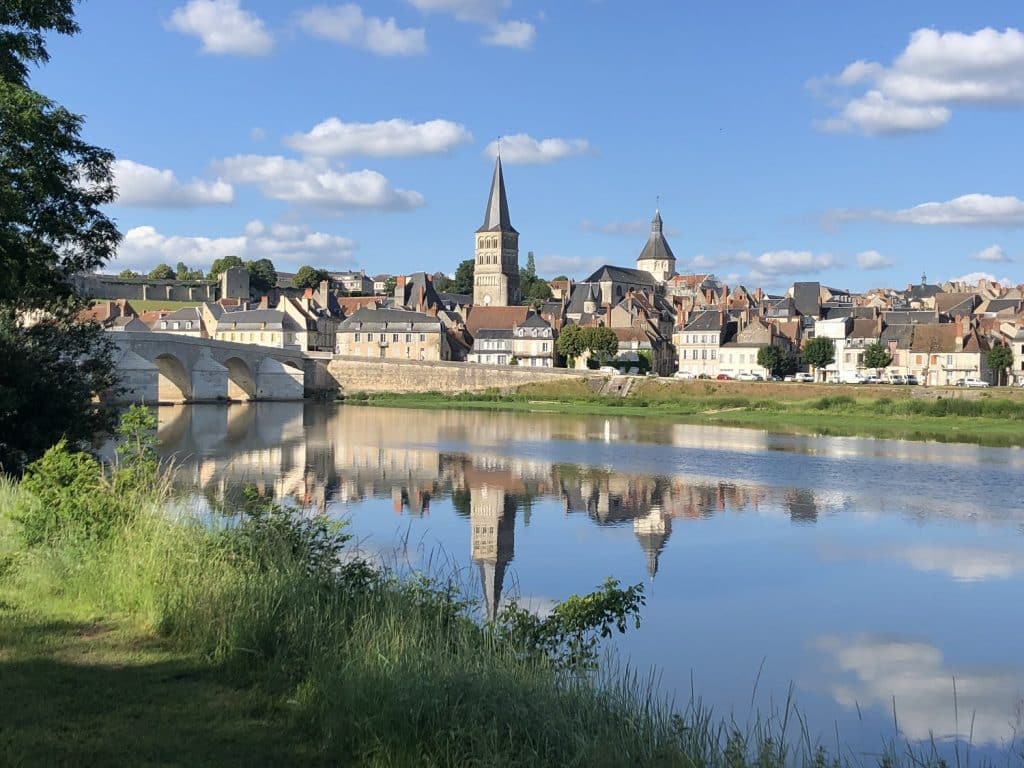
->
[464, 305, 530, 336]
[581, 264, 659, 286]
[909, 324, 959, 353]
[473, 328, 514, 340]
[338, 307, 441, 331]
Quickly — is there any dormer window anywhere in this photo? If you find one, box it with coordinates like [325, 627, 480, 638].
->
[185, 321, 192, 329]
[160, 321, 167, 329]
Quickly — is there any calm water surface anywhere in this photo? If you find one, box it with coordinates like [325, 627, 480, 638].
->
[158, 402, 1024, 761]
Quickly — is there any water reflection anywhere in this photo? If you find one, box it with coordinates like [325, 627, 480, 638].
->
[157, 402, 1024, 755]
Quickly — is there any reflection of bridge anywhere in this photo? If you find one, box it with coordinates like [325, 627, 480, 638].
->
[110, 333, 309, 404]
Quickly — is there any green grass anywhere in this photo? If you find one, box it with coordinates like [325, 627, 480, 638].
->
[345, 384, 1024, 447]
[94, 298, 203, 311]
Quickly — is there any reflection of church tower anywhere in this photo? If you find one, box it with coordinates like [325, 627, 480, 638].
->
[470, 485, 516, 620]
[633, 507, 671, 579]
[473, 154, 520, 307]
[635, 208, 677, 283]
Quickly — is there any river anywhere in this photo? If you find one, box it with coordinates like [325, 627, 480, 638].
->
[157, 401, 1024, 762]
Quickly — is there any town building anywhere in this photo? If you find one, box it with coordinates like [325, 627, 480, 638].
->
[473, 155, 520, 307]
[674, 310, 736, 378]
[336, 308, 450, 361]
[511, 313, 557, 367]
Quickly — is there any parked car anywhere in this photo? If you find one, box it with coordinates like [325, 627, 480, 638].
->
[673, 371, 696, 380]
[716, 373, 733, 381]
[736, 372, 760, 381]
[598, 366, 618, 374]
[793, 372, 814, 383]
[905, 374, 920, 386]
[887, 374, 907, 385]
[961, 377, 990, 388]
[863, 375, 882, 384]
[840, 372, 866, 384]
[767, 375, 783, 381]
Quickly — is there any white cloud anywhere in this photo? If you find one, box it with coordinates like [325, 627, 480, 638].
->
[166, 0, 273, 56]
[214, 154, 424, 210]
[297, 5, 427, 56]
[949, 271, 1017, 287]
[485, 134, 591, 165]
[534, 254, 606, 277]
[816, 90, 951, 135]
[249, 126, 266, 141]
[880, 194, 1024, 226]
[407, 0, 507, 23]
[971, 244, 1012, 263]
[115, 220, 357, 273]
[816, 634, 1021, 744]
[285, 117, 471, 157]
[855, 250, 893, 270]
[581, 219, 681, 237]
[751, 250, 839, 275]
[113, 160, 234, 207]
[811, 27, 1024, 135]
[482, 20, 535, 49]
[901, 544, 1024, 582]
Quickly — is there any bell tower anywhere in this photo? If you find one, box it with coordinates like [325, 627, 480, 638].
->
[473, 154, 520, 307]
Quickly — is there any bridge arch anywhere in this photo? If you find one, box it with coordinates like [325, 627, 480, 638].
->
[223, 356, 256, 401]
[154, 353, 191, 403]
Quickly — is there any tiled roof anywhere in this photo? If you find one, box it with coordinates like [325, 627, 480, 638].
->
[581, 264, 658, 286]
[465, 305, 530, 336]
[792, 282, 821, 317]
[338, 307, 441, 331]
[909, 324, 958, 353]
[850, 318, 879, 339]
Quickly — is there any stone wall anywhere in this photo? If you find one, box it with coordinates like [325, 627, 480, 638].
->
[73, 274, 218, 302]
[325, 356, 594, 394]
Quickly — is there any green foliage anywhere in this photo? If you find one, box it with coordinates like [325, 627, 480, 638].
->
[173, 261, 203, 281]
[114, 404, 158, 487]
[756, 345, 781, 374]
[292, 265, 330, 291]
[803, 336, 835, 372]
[582, 325, 619, 364]
[987, 344, 1013, 385]
[0, 3, 119, 472]
[451, 258, 475, 295]
[863, 341, 893, 372]
[117, 268, 140, 278]
[495, 578, 645, 671]
[519, 252, 552, 306]
[208, 254, 244, 279]
[383, 276, 397, 294]
[556, 323, 585, 363]
[148, 263, 174, 280]
[246, 258, 277, 294]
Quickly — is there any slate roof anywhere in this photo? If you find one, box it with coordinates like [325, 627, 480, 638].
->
[636, 210, 676, 264]
[882, 310, 936, 325]
[581, 265, 659, 286]
[979, 298, 1021, 314]
[935, 293, 979, 316]
[683, 310, 724, 332]
[566, 283, 603, 316]
[474, 328, 514, 339]
[880, 324, 913, 348]
[217, 309, 300, 331]
[849, 318, 879, 339]
[478, 155, 516, 234]
[517, 312, 551, 328]
[398, 272, 446, 312]
[792, 282, 821, 317]
[338, 308, 441, 331]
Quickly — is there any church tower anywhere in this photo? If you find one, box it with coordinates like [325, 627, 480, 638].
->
[473, 155, 520, 307]
[469, 485, 516, 621]
[635, 207, 677, 283]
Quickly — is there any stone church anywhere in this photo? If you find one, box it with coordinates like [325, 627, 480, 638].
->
[473, 155, 520, 307]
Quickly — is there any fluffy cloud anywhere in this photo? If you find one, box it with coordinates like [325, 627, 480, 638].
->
[855, 250, 893, 270]
[534, 254, 606, 277]
[166, 0, 273, 56]
[834, 194, 1024, 227]
[949, 271, 1017, 287]
[816, 634, 1020, 744]
[482, 20, 535, 49]
[113, 160, 234, 207]
[581, 219, 681, 237]
[407, 0, 507, 23]
[900, 544, 1024, 582]
[214, 154, 424, 210]
[811, 27, 1024, 134]
[485, 134, 591, 165]
[970, 244, 1012, 263]
[285, 117, 472, 156]
[297, 5, 426, 56]
[115, 220, 356, 273]
[750, 250, 839, 275]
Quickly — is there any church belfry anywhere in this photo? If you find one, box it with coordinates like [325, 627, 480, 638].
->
[635, 207, 677, 283]
[473, 155, 520, 307]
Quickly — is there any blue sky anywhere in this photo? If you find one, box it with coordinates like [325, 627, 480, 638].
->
[33, 0, 1024, 291]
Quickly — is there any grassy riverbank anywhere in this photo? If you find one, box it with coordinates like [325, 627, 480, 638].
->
[347, 379, 1024, 447]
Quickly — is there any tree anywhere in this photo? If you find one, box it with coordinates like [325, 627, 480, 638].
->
[384, 276, 397, 295]
[582, 326, 619, 365]
[756, 346, 781, 375]
[862, 341, 893, 375]
[292, 265, 330, 291]
[803, 336, 835, 381]
[117, 268, 139, 278]
[523, 277, 552, 305]
[208, 254, 244, 279]
[148, 263, 174, 280]
[551, 275, 569, 282]
[246, 258, 277, 294]
[1, 3, 120, 472]
[987, 344, 1014, 386]
[775, 349, 799, 377]
[556, 324, 585, 364]
[451, 258, 475, 296]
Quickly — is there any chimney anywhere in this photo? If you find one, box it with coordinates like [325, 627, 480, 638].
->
[258, 296, 269, 309]
[755, 287, 763, 303]
[419, 284, 426, 311]
[606, 303, 613, 327]
[394, 275, 407, 305]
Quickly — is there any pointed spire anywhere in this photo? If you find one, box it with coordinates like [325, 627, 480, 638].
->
[651, 205, 663, 235]
[479, 154, 516, 233]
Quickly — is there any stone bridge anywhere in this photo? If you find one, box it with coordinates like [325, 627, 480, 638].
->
[109, 332, 310, 404]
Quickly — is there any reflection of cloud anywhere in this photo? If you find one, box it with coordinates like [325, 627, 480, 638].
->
[816, 635, 1022, 745]
[902, 545, 1024, 582]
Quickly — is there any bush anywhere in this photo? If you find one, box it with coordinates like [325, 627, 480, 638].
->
[13, 439, 111, 546]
